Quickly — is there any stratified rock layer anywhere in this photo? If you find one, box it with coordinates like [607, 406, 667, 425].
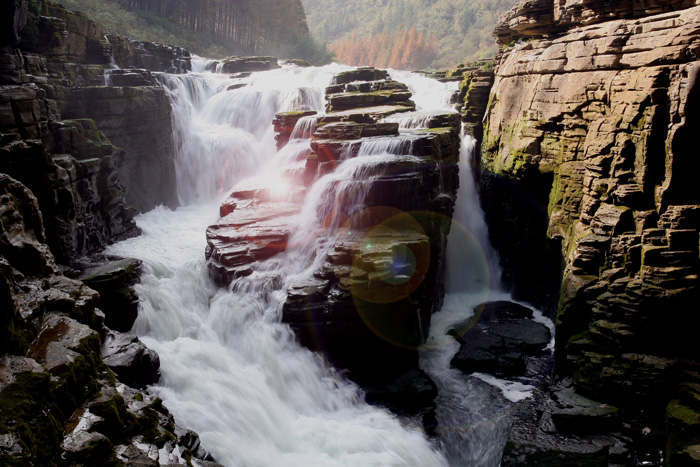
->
[481, 1, 700, 463]
[206, 68, 461, 395]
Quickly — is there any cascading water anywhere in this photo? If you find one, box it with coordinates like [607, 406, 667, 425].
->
[107, 62, 450, 466]
[106, 58, 550, 466]
[418, 129, 554, 466]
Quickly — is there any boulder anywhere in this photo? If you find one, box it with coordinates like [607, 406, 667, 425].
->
[80, 258, 142, 332]
[332, 67, 389, 85]
[220, 56, 279, 73]
[101, 330, 160, 388]
[450, 301, 551, 377]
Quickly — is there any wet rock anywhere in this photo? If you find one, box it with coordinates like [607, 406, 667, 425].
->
[332, 67, 389, 85]
[206, 200, 300, 285]
[104, 68, 156, 87]
[450, 301, 551, 377]
[108, 34, 191, 73]
[220, 56, 279, 73]
[227, 83, 247, 91]
[273, 110, 317, 149]
[101, 330, 160, 388]
[364, 368, 438, 432]
[283, 59, 311, 67]
[80, 257, 142, 332]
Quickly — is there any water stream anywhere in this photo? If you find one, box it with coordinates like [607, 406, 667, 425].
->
[106, 61, 537, 466]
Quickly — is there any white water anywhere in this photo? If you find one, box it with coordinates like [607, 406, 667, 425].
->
[107, 62, 456, 466]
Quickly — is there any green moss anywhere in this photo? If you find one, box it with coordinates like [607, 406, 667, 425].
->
[667, 399, 700, 426]
[0, 371, 64, 464]
[90, 394, 137, 443]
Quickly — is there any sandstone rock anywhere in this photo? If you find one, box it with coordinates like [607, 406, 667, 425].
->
[484, 1, 700, 460]
[108, 34, 191, 73]
[272, 110, 317, 149]
[206, 201, 300, 285]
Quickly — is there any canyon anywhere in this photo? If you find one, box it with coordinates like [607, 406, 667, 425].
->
[0, 0, 699, 465]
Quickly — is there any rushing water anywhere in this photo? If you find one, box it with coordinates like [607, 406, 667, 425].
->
[107, 62, 455, 466]
[106, 59, 547, 466]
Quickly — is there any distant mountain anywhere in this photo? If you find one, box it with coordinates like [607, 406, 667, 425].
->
[301, 0, 515, 70]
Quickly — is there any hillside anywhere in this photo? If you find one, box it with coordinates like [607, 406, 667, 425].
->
[301, 0, 514, 70]
[54, 0, 333, 63]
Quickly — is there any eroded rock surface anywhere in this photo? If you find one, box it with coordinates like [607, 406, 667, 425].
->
[482, 0, 700, 463]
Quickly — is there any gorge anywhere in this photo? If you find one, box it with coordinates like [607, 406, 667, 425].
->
[1, 0, 700, 466]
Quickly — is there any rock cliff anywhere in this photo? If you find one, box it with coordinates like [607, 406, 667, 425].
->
[0, 1, 220, 465]
[479, 0, 700, 464]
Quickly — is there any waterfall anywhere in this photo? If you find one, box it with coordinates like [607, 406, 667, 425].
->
[446, 131, 503, 293]
[107, 63, 449, 467]
[418, 133, 512, 467]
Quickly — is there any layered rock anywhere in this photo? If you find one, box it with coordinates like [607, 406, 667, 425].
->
[206, 69, 461, 401]
[220, 56, 280, 73]
[480, 1, 700, 463]
[0, 114, 137, 266]
[0, 173, 217, 466]
[2, 0, 182, 217]
[65, 82, 177, 212]
[0, 2, 217, 465]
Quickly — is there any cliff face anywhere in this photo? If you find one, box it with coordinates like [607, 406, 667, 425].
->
[0, 2, 222, 465]
[481, 0, 700, 463]
[2, 0, 184, 225]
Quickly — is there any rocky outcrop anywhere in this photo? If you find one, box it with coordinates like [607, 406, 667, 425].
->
[65, 82, 177, 212]
[480, 0, 700, 463]
[0, 172, 217, 466]
[206, 70, 461, 423]
[450, 301, 551, 377]
[0, 113, 137, 266]
[220, 56, 279, 73]
[2, 0, 183, 216]
[107, 34, 191, 74]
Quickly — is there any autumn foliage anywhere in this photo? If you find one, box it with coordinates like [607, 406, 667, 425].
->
[330, 27, 438, 70]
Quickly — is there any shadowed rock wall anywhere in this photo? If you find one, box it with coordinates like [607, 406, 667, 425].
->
[481, 0, 700, 463]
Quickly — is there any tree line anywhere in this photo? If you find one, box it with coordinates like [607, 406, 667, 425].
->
[301, 0, 515, 69]
[115, 0, 309, 55]
[331, 27, 438, 70]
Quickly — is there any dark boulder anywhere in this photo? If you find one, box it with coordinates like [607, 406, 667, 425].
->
[450, 301, 551, 377]
[80, 258, 142, 332]
[220, 56, 279, 73]
[101, 330, 160, 388]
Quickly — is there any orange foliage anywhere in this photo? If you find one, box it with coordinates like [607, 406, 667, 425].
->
[329, 27, 438, 70]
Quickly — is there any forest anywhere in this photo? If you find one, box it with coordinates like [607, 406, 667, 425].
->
[302, 0, 514, 69]
[55, 0, 333, 63]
